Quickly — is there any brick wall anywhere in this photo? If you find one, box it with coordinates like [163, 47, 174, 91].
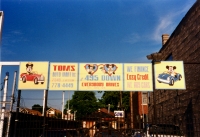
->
[148, 1, 200, 136]
[138, 92, 148, 115]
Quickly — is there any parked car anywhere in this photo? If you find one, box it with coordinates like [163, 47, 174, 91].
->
[20, 72, 45, 84]
[94, 129, 123, 137]
[78, 128, 90, 137]
[122, 129, 135, 136]
[40, 129, 79, 137]
[133, 131, 146, 137]
[157, 72, 182, 86]
[122, 129, 146, 137]
[146, 124, 184, 137]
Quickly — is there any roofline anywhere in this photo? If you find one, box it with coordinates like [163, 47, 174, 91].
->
[159, 1, 198, 52]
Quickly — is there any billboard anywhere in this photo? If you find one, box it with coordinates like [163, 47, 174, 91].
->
[154, 61, 186, 89]
[49, 63, 78, 90]
[124, 63, 153, 91]
[18, 62, 49, 90]
[16, 61, 185, 91]
[78, 63, 123, 91]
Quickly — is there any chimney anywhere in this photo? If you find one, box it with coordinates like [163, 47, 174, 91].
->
[162, 34, 169, 46]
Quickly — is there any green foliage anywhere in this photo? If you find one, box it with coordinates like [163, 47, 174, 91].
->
[32, 104, 43, 114]
[52, 112, 62, 119]
[65, 91, 130, 118]
[122, 92, 130, 112]
[32, 104, 50, 114]
[99, 91, 120, 111]
[99, 91, 130, 112]
[65, 91, 101, 118]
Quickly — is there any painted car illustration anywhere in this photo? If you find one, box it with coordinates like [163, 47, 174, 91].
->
[20, 72, 45, 84]
[157, 71, 182, 86]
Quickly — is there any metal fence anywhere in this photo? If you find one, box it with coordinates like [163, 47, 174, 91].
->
[0, 112, 199, 137]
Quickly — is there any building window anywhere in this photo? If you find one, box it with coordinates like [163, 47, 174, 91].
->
[142, 92, 148, 105]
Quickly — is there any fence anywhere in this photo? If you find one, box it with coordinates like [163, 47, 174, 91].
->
[0, 112, 199, 137]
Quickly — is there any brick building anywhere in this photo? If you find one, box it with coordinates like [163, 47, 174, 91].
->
[46, 107, 62, 118]
[20, 108, 42, 116]
[147, 0, 200, 136]
[131, 92, 148, 129]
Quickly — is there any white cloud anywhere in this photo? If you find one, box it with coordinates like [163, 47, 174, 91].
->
[2, 30, 29, 45]
[122, 33, 140, 44]
[153, 1, 194, 42]
[11, 30, 23, 35]
[153, 15, 174, 42]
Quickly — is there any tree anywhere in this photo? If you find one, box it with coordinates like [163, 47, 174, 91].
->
[99, 91, 130, 112]
[32, 104, 50, 114]
[122, 92, 130, 112]
[66, 91, 102, 118]
[52, 112, 62, 119]
[32, 104, 43, 114]
[99, 91, 120, 111]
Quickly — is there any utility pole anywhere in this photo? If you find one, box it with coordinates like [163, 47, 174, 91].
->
[130, 91, 133, 129]
[74, 110, 77, 121]
[6, 71, 17, 137]
[108, 104, 110, 113]
[42, 90, 48, 137]
[141, 92, 145, 129]
[42, 90, 46, 116]
[13, 90, 21, 137]
[120, 91, 122, 110]
[67, 91, 70, 113]
[0, 72, 9, 137]
[62, 91, 65, 119]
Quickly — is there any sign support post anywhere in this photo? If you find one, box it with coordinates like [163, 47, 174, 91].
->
[6, 71, 17, 137]
[0, 72, 9, 137]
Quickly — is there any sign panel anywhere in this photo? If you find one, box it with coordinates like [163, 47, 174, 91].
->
[124, 63, 153, 91]
[18, 61, 185, 91]
[49, 63, 78, 90]
[114, 111, 124, 117]
[18, 62, 49, 90]
[142, 92, 148, 105]
[78, 63, 123, 91]
[154, 61, 186, 89]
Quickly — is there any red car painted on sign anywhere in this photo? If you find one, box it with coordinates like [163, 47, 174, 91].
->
[20, 72, 45, 84]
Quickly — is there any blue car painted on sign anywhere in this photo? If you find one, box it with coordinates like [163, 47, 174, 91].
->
[157, 72, 182, 86]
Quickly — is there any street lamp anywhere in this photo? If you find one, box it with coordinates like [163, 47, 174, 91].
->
[146, 52, 162, 132]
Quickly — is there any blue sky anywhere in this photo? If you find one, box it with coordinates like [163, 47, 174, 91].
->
[0, 0, 196, 110]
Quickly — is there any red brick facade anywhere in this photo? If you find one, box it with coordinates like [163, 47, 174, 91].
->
[130, 92, 148, 129]
[138, 92, 148, 116]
